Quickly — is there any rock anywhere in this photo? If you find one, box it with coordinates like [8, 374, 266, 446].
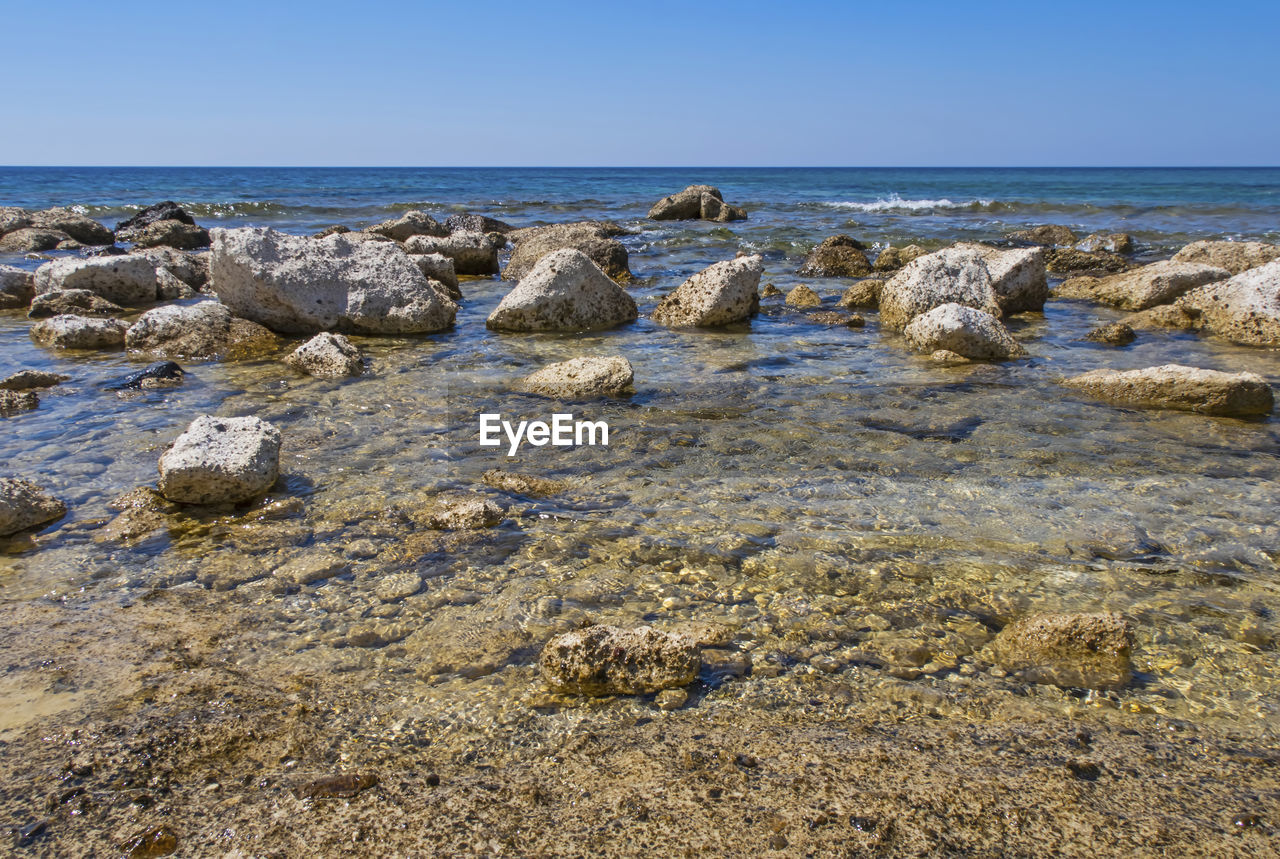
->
[366, 210, 447, 241]
[1054, 261, 1229, 310]
[953, 242, 1048, 314]
[486, 248, 637, 332]
[506, 220, 628, 244]
[33, 255, 158, 306]
[1045, 248, 1131, 274]
[56, 239, 84, 250]
[986, 612, 1133, 690]
[1171, 240, 1280, 275]
[82, 245, 128, 257]
[126, 301, 280, 361]
[284, 333, 364, 378]
[838, 279, 883, 309]
[655, 688, 688, 710]
[503, 222, 630, 282]
[0, 265, 34, 308]
[113, 202, 196, 235]
[27, 208, 114, 245]
[481, 469, 569, 497]
[930, 349, 971, 365]
[445, 213, 514, 234]
[275, 552, 349, 585]
[409, 253, 460, 298]
[28, 289, 125, 319]
[1084, 321, 1136, 345]
[1063, 364, 1273, 416]
[879, 247, 1002, 331]
[375, 571, 422, 602]
[134, 247, 209, 289]
[157, 415, 282, 505]
[903, 303, 1026, 360]
[651, 255, 763, 328]
[312, 225, 350, 239]
[0, 477, 66, 537]
[108, 361, 186, 390]
[647, 185, 746, 222]
[797, 235, 871, 277]
[808, 310, 862, 326]
[1124, 304, 1202, 331]
[0, 370, 69, 391]
[1008, 225, 1078, 246]
[0, 206, 32, 235]
[0, 228, 71, 253]
[403, 231, 501, 275]
[872, 243, 927, 273]
[1076, 232, 1134, 255]
[539, 625, 700, 696]
[523, 356, 633, 397]
[210, 227, 458, 334]
[340, 231, 396, 245]
[0, 390, 38, 413]
[1176, 260, 1280, 346]
[29, 315, 129, 349]
[760, 283, 783, 298]
[155, 267, 197, 300]
[426, 493, 505, 530]
[126, 219, 210, 250]
[784, 285, 822, 307]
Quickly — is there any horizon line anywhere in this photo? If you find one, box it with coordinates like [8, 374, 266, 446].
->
[2, 164, 1278, 170]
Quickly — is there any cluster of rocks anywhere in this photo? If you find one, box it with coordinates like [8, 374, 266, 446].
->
[0, 201, 211, 253]
[647, 185, 747, 222]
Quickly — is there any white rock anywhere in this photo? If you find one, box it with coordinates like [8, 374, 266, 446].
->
[904, 303, 1026, 360]
[486, 249, 637, 332]
[284, 333, 364, 378]
[953, 242, 1047, 314]
[210, 227, 457, 335]
[880, 247, 1002, 330]
[32, 255, 157, 306]
[125, 301, 278, 360]
[0, 264, 34, 309]
[1072, 260, 1230, 311]
[29, 314, 129, 349]
[1177, 259, 1280, 346]
[157, 415, 282, 505]
[366, 210, 446, 241]
[1171, 240, 1280, 275]
[1063, 364, 1273, 416]
[651, 255, 763, 328]
[523, 356, 633, 397]
[408, 252, 459, 297]
[403, 231, 501, 275]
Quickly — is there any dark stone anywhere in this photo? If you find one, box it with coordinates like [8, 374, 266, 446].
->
[107, 361, 186, 391]
[115, 202, 196, 235]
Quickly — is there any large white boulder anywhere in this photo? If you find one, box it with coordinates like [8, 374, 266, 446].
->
[904, 303, 1026, 360]
[953, 242, 1048, 314]
[1063, 364, 1273, 416]
[651, 255, 763, 328]
[157, 415, 282, 505]
[486, 249, 637, 332]
[210, 227, 457, 335]
[33, 256, 158, 306]
[29, 315, 129, 349]
[1171, 240, 1280, 275]
[880, 247, 1003, 330]
[1176, 259, 1280, 346]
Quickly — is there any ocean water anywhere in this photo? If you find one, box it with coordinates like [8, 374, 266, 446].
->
[2, 167, 1280, 751]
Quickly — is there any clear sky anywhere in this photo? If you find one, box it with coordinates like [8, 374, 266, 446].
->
[3, 0, 1276, 166]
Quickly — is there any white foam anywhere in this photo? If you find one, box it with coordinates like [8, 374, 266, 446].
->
[824, 194, 992, 212]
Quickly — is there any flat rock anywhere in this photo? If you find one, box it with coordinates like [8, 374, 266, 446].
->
[798, 235, 871, 277]
[986, 612, 1133, 690]
[211, 227, 458, 334]
[127, 219, 210, 250]
[33, 255, 157, 306]
[1063, 364, 1273, 416]
[367, 210, 447, 241]
[503, 222, 630, 282]
[28, 289, 125, 319]
[0, 477, 66, 537]
[651, 255, 763, 328]
[157, 415, 282, 505]
[29, 315, 129, 350]
[1171, 240, 1280, 275]
[0, 370, 69, 391]
[403, 231, 501, 275]
[904, 303, 1026, 360]
[125, 301, 280, 361]
[539, 625, 701, 695]
[879, 247, 1002, 330]
[523, 356, 633, 397]
[487, 248, 637, 332]
[0, 265, 34, 308]
[953, 242, 1048, 314]
[1054, 261, 1229, 310]
[0, 228, 72, 253]
[1175, 259, 1280, 346]
[275, 551, 349, 585]
[284, 332, 364, 378]
[647, 185, 746, 222]
[1007, 225, 1078, 246]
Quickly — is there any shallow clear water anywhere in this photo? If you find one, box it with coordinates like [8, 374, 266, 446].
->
[2, 168, 1279, 743]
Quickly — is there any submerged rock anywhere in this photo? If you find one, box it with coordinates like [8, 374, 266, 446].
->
[503, 222, 630, 282]
[0, 390, 38, 413]
[904, 303, 1026, 360]
[651, 255, 763, 328]
[0, 264, 34, 309]
[872, 243, 927, 273]
[0, 477, 66, 537]
[487, 249, 637, 332]
[1171, 240, 1280, 275]
[879, 247, 1002, 331]
[29, 315, 129, 349]
[784, 284, 822, 307]
[0, 370, 69, 391]
[1176, 259, 1280, 346]
[523, 355, 633, 397]
[647, 185, 746, 222]
[838, 278, 883, 309]
[28, 289, 125, 319]
[426, 493, 505, 530]
[126, 301, 280, 361]
[539, 625, 700, 695]
[953, 242, 1048, 314]
[481, 469, 569, 497]
[33, 255, 157, 306]
[403, 231, 502, 275]
[108, 361, 186, 390]
[285, 332, 364, 378]
[798, 235, 871, 277]
[1064, 364, 1273, 416]
[1007, 224, 1078, 247]
[1084, 321, 1136, 346]
[211, 227, 458, 334]
[987, 612, 1133, 690]
[157, 415, 282, 505]
[1053, 260, 1229, 310]
[366, 210, 447, 241]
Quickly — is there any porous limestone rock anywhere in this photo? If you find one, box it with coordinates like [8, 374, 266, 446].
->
[284, 332, 364, 378]
[903, 303, 1025, 360]
[879, 247, 1002, 330]
[523, 356, 633, 397]
[539, 625, 701, 695]
[29, 315, 130, 349]
[486, 249, 637, 333]
[798, 235, 871, 277]
[33, 255, 158, 306]
[651, 255, 763, 328]
[0, 477, 67, 537]
[157, 415, 282, 505]
[1063, 364, 1273, 416]
[986, 612, 1134, 690]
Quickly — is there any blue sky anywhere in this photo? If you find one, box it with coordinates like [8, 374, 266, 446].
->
[3, 0, 1276, 166]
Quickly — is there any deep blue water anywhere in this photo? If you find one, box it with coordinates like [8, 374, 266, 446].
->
[2, 167, 1277, 251]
